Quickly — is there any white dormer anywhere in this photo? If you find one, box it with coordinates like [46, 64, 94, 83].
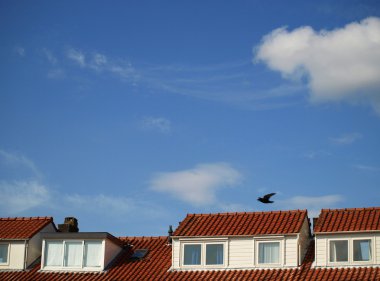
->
[40, 232, 123, 272]
[0, 217, 56, 271]
[170, 210, 311, 271]
[313, 207, 380, 268]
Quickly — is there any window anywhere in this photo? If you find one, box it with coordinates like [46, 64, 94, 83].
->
[206, 244, 224, 265]
[182, 242, 225, 267]
[353, 239, 371, 262]
[44, 240, 103, 269]
[330, 240, 348, 262]
[258, 242, 280, 264]
[183, 244, 201, 265]
[0, 244, 9, 264]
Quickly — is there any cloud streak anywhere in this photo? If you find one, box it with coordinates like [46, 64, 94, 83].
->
[150, 163, 243, 206]
[140, 117, 172, 134]
[255, 17, 380, 114]
[329, 133, 362, 145]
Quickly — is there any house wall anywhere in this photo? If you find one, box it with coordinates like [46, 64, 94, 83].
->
[315, 232, 380, 267]
[27, 223, 56, 268]
[172, 234, 302, 270]
[0, 241, 25, 270]
[104, 239, 122, 268]
[298, 218, 311, 264]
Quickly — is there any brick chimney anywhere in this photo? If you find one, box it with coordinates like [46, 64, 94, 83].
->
[58, 217, 79, 232]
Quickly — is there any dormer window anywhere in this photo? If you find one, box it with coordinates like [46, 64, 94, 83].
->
[258, 241, 280, 264]
[0, 244, 9, 264]
[44, 240, 103, 269]
[181, 240, 226, 267]
[353, 239, 371, 262]
[329, 240, 348, 263]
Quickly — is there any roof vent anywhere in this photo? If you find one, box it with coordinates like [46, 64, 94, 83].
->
[130, 249, 149, 260]
[58, 217, 79, 233]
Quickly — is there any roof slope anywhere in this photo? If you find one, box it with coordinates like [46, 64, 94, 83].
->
[1, 237, 380, 280]
[0, 217, 54, 239]
[314, 207, 380, 233]
[173, 209, 308, 236]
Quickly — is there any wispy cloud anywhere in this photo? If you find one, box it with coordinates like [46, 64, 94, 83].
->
[255, 17, 380, 114]
[353, 164, 380, 172]
[42, 48, 58, 65]
[140, 117, 172, 134]
[0, 180, 50, 214]
[303, 150, 332, 159]
[14, 46, 25, 57]
[329, 133, 362, 145]
[0, 149, 42, 179]
[150, 163, 243, 206]
[67, 48, 86, 67]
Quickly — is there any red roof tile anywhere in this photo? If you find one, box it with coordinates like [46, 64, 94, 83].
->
[173, 209, 308, 236]
[0, 217, 54, 239]
[1, 237, 380, 280]
[314, 207, 380, 233]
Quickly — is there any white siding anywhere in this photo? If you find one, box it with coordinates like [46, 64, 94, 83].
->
[0, 241, 25, 270]
[315, 232, 380, 267]
[172, 239, 180, 268]
[285, 236, 297, 266]
[228, 238, 253, 268]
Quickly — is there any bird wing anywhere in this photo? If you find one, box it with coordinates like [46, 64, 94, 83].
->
[263, 193, 276, 200]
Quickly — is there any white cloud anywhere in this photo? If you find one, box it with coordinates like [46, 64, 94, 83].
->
[140, 117, 172, 133]
[329, 133, 362, 145]
[279, 194, 344, 218]
[353, 164, 380, 172]
[255, 17, 380, 113]
[67, 48, 86, 67]
[150, 163, 243, 206]
[0, 180, 50, 214]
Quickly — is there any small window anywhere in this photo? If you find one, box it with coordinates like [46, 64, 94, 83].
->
[258, 242, 280, 264]
[206, 244, 223, 265]
[64, 241, 82, 267]
[353, 239, 371, 262]
[45, 241, 63, 266]
[130, 249, 149, 260]
[330, 240, 348, 262]
[84, 241, 102, 267]
[0, 244, 9, 264]
[183, 244, 201, 265]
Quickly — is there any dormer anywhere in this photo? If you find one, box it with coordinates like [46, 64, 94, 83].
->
[170, 210, 311, 271]
[313, 207, 380, 268]
[0, 217, 56, 270]
[40, 217, 123, 272]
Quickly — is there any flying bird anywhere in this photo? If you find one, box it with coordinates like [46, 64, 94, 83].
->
[257, 193, 276, 204]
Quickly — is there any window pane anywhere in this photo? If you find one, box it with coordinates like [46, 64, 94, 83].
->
[206, 244, 224, 265]
[64, 242, 82, 267]
[45, 241, 63, 266]
[258, 242, 280, 264]
[354, 240, 371, 261]
[330, 240, 348, 262]
[84, 241, 102, 267]
[0, 244, 8, 263]
[183, 244, 201, 265]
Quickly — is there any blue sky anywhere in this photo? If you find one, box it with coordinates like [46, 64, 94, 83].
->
[1, 0, 380, 236]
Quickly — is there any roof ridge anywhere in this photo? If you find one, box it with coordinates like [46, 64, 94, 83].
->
[321, 207, 380, 212]
[188, 209, 307, 217]
[0, 216, 53, 221]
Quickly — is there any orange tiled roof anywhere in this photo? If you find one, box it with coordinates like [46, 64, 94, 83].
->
[0, 217, 54, 239]
[173, 209, 308, 236]
[1, 237, 380, 280]
[314, 207, 380, 233]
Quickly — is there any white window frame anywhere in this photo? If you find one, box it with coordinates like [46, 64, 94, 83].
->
[255, 240, 282, 266]
[42, 239, 104, 271]
[327, 237, 374, 266]
[352, 238, 373, 264]
[180, 239, 227, 268]
[0, 243, 10, 265]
